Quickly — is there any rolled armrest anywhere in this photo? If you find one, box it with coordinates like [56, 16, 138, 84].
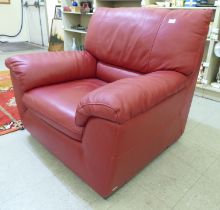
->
[5, 50, 97, 91]
[76, 71, 187, 126]
[5, 50, 96, 116]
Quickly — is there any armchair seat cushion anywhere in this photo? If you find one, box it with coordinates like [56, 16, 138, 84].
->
[22, 79, 106, 141]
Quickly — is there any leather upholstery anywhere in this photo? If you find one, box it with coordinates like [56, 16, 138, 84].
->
[148, 9, 212, 76]
[85, 8, 168, 73]
[96, 62, 141, 82]
[5, 51, 97, 91]
[6, 8, 211, 197]
[76, 71, 187, 126]
[23, 79, 106, 141]
[86, 8, 211, 76]
[6, 50, 96, 116]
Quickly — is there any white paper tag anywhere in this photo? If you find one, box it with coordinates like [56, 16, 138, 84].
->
[168, 19, 176, 24]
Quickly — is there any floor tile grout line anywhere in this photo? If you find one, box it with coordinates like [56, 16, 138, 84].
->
[170, 174, 203, 210]
[0, 136, 69, 206]
[170, 157, 219, 210]
[0, 170, 57, 207]
[1, 132, 100, 205]
[134, 146, 219, 210]
[167, 140, 219, 175]
[200, 157, 220, 177]
[135, 179, 173, 209]
[184, 122, 200, 135]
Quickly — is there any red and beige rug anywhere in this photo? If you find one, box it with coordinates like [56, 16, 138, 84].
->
[0, 70, 23, 135]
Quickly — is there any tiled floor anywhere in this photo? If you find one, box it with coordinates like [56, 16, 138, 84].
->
[1, 50, 220, 210]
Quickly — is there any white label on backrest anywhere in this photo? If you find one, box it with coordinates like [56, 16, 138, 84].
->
[168, 19, 176, 24]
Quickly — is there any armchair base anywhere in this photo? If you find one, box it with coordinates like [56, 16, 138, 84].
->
[23, 88, 187, 197]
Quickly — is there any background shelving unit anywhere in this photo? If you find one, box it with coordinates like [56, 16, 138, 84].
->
[194, 2, 220, 101]
[61, 3, 93, 50]
[62, 0, 141, 50]
[62, 0, 220, 101]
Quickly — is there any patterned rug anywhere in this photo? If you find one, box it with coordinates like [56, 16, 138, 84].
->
[0, 70, 23, 135]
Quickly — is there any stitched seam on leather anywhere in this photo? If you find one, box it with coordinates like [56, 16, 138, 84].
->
[98, 61, 141, 76]
[103, 124, 121, 191]
[26, 109, 82, 141]
[76, 110, 120, 128]
[146, 12, 169, 73]
[79, 103, 118, 112]
[8, 59, 30, 91]
[78, 103, 119, 121]
[179, 42, 204, 132]
[11, 68, 26, 91]
[24, 105, 82, 136]
[10, 71, 28, 114]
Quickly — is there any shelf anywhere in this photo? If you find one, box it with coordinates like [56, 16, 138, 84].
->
[206, 38, 219, 42]
[64, 28, 87, 34]
[63, 11, 93, 15]
[154, 6, 216, 9]
[203, 84, 220, 92]
[195, 83, 220, 101]
[196, 83, 220, 93]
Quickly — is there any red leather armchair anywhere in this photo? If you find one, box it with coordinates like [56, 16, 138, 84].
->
[6, 8, 211, 197]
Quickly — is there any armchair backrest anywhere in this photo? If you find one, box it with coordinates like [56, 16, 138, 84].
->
[85, 7, 211, 80]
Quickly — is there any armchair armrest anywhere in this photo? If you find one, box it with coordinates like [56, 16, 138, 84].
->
[76, 71, 187, 127]
[5, 51, 96, 91]
[6, 50, 96, 116]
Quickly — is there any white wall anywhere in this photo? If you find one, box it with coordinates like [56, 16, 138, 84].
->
[0, 0, 29, 42]
[45, 0, 60, 33]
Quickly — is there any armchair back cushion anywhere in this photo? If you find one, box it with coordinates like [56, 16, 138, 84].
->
[85, 8, 211, 76]
[96, 62, 141, 82]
